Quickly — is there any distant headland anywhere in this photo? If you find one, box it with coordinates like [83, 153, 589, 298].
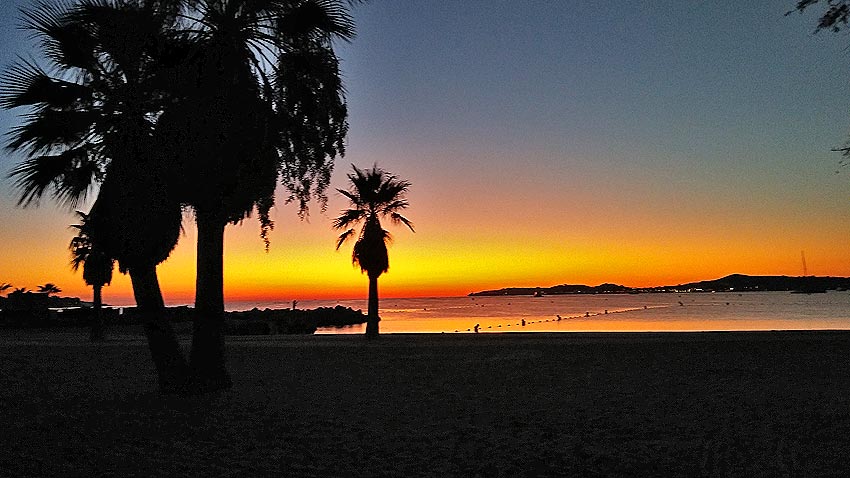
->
[468, 274, 850, 296]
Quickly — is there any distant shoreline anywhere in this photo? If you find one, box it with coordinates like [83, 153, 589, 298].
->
[469, 273, 850, 296]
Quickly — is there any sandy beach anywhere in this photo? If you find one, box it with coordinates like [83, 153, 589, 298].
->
[2, 330, 850, 476]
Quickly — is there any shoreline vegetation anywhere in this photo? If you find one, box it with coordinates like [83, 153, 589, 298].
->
[0, 304, 367, 334]
[2, 330, 849, 476]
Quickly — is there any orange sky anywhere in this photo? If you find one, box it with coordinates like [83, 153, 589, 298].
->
[2, 167, 848, 307]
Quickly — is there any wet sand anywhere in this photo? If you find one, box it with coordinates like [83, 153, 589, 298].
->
[2, 330, 850, 476]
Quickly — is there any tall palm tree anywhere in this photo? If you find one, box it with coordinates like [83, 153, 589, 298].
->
[152, 0, 354, 390]
[70, 210, 114, 341]
[37, 283, 62, 295]
[334, 165, 414, 337]
[1, 0, 189, 391]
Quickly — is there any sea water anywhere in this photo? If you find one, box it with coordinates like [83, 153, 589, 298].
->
[225, 291, 850, 334]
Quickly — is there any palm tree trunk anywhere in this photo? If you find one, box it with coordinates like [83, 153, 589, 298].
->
[89, 284, 104, 342]
[130, 264, 189, 393]
[366, 273, 380, 337]
[189, 208, 232, 392]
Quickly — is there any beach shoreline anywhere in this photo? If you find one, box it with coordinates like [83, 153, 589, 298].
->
[3, 330, 850, 476]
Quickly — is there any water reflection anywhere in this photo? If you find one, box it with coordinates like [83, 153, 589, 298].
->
[228, 291, 850, 334]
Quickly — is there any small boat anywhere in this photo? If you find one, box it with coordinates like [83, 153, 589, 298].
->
[532, 289, 544, 298]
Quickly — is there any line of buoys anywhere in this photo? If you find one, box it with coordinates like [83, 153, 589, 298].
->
[459, 303, 667, 333]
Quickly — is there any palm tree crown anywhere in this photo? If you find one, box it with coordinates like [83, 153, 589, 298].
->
[2, 0, 183, 271]
[2, 0, 177, 206]
[70, 211, 114, 288]
[334, 164, 414, 276]
[37, 283, 62, 295]
[155, 0, 353, 237]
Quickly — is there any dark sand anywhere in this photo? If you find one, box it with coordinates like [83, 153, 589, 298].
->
[2, 330, 850, 477]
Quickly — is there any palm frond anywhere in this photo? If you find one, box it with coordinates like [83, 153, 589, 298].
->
[0, 60, 93, 110]
[335, 227, 355, 250]
[75, 2, 168, 77]
[8, 147, 99, 207]
[381, 199, 409, 215]
[69, 236, 91, 271]
[390, 212, 414, 232]
[336, 187, 361, 206]
[37, 283, 61, 294]
[277, 0, 356, 42]
[6, 109, 98, 154]
[23, 0, 99, 71]
[332, 207, 364, 229]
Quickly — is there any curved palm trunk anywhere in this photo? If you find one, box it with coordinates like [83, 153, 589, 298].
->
[130, 264, 190, 393]
[189, 209, 232, 392]
[89, 284, 104, 342]
[367, 273, 380, 337]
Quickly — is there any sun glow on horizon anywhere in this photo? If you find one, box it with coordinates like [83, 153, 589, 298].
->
[4, 192, 850, 307]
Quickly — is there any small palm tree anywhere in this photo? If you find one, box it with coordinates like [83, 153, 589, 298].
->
[0, 283, 11, 295]
[37, 283, 61, 295]
[334, 165, 414, 337]
[70, 211, 114, 341]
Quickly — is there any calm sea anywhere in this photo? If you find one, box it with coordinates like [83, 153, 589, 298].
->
[225, 291, 850, 334]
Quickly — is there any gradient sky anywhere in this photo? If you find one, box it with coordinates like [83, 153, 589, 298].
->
[1, 1, 850, 305]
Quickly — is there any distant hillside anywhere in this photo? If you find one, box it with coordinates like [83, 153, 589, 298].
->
[468, 274, 850, 296]
[470, 283, 633, 296]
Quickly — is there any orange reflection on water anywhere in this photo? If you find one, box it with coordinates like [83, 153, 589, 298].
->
[318, 317, 850, 334]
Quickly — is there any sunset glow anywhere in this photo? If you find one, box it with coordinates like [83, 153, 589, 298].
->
[2, 2, 850, 306]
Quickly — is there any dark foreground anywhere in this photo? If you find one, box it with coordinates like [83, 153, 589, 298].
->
[2, 330, 850, 477]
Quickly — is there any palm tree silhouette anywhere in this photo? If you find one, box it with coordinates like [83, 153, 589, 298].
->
[70, 211, 114, 341]
[37, 283, 62, 295]
[153, 0, 353, 390]
[0, 283, 11, 295]
[334, 165, 414, 337]
[1, 1, 189, 391]
[3, 0, 356, 392]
